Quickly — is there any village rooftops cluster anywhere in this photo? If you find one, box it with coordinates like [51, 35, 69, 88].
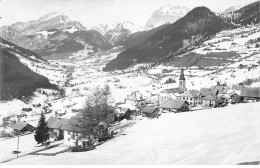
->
[9, 69, 260, 149]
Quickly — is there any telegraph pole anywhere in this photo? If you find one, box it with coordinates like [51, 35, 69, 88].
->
[17, 131, 20, 158]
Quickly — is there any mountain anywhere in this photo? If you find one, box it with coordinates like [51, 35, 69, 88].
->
[91, 24, 115, 36]
[222, 1, 260, 26]
[0, 37, 57, 100]
[91, 22, 142, 46]
[0, 12, 112, 57]
[36, 29, 113, 56]
[122, 24, 170, 49]
[145, 5, 190, 30]
[221, 6, 241, 15]
[103, 7, 228, 71]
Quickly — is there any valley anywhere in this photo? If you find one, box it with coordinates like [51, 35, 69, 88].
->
[1, 0, 260, 165]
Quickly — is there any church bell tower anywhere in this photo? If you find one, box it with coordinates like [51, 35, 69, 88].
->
[179, 68, 186, 89]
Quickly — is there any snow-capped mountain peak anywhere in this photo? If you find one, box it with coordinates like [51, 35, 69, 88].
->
[114, 21, 141, 34]
[145, 5, 190, 30]
[37, 12, 64, 22]
[91, 21, 142, 36]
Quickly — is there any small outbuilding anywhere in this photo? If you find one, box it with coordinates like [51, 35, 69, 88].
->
[141, 107, 159, 118]
[11, 121, 35, 135]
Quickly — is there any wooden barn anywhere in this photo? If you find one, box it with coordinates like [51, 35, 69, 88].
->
[142, 107, 159, 118]
[240, 87, 260, 101]
[11, 121, 35, 135]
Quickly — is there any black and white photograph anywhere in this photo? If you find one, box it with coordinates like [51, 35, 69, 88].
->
[0, 0, 260, 165]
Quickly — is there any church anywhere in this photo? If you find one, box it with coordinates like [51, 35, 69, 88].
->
[179, 68, 186, 90]
[177, 68, 203, 106]
[159, 68, 186, 104]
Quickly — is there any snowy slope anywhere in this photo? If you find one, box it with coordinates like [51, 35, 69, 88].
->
[4, 102, 260, 165]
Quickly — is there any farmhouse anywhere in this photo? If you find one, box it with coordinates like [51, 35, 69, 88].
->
[61, 110, 114, 147]
[11, 121, 35, 135]
[202, 94, 224, 107]
[178, 90, 202, 106]
[160, 100, 189, 113]
[60, 116, 101, 147]
[46, 117, 68, 141]
[141, 107, 159, 118]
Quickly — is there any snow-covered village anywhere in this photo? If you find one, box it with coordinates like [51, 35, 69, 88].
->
[1, 0, 260, 165]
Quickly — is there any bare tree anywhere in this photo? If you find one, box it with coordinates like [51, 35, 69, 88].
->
[75, 85, 114, 146]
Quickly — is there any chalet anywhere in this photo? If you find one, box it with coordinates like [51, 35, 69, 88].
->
[202, 94, 224, 107]
[160, 100, 189, 113]
[200, 88, 219, 97]
[178, 90, 202, 106]
[141, 107, 159, 118]
[11, 121, 35, 135]
[240, 87, 260, 101]
[60, 116, 85, 147]
[47, 117, 68, 141]
[125, 91, 146, 108]
[61, 111, 114, 147]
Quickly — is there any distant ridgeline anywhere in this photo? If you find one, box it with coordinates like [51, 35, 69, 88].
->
[103, 7, 229, 71]
[103, 2, 260, 71]
[0, 37, 57, 100]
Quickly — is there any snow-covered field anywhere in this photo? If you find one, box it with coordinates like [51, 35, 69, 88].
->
[3, 102, 260, 165]
[0, 133, 56, 163]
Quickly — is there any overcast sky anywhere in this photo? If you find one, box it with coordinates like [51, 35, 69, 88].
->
[0, 0, 257, 27]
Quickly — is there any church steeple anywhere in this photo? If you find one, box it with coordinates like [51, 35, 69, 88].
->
[179, 68, 185, 80]
[179, 68, 186, 89]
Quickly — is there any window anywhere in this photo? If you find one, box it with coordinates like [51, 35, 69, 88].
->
[68, 138, 70, 141]
[68, 131, 71, 135]
[190, 98, 192, 101]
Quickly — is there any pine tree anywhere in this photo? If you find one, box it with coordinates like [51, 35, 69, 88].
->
[34, 113, 49, 145]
